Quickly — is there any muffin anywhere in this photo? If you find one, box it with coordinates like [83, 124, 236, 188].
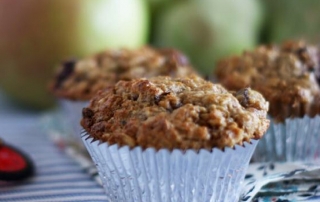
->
[81, 75, 269, 202]
[215, 40, 320, 162]
[51, 46, 195, 101]
[50, 46, 196, 148]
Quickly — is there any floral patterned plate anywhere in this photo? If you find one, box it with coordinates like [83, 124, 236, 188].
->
[242, 162, 320, 201]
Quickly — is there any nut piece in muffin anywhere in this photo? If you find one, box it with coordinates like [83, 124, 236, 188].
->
[81, 75, 269, 151]
[50, 46, 196, 101]
[215, 40, 320, 122]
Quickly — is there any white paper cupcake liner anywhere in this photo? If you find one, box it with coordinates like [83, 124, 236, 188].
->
[82, 134, 258, 202]
[59, 99, 89, 150]
[252, 115, 320, 162]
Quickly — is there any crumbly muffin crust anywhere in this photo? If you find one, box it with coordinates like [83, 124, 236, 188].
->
[216, 41, 320, 122]
[50, 46, 196, 100]
[81, 75, 269, 150]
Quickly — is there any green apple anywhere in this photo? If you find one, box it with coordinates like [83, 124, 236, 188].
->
[264, 0, 320, 43]
[76, 0, 148, 54]
[153, 0, 262, 75]
[0, 0, 149, 110]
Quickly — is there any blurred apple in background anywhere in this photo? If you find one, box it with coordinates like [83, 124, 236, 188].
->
[153, 0, 263, 75]
[264, 0, 320, 43]
[148, 0, 170, 12]
[0, 0, 148, 109]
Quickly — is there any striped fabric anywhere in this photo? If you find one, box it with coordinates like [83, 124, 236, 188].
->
[0, 114, 107, 202]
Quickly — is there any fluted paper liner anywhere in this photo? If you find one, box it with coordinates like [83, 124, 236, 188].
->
[59, 99, 89, 149]
[82, 134, 258, 202]
[253, 115, 320, 162]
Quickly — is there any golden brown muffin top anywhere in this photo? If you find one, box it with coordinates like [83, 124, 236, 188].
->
[50, 46, 196, 100]
[215, 41, 320, 122]
[81, 75, 269, 151]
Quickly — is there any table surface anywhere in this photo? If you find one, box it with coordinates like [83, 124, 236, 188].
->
[0, 92, 108, 202]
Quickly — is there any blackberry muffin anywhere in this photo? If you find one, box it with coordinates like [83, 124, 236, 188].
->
[215, 40, 320, 162]
[81, 75, 269, 201]
[50, 46, 196, 149]
[51, 46, 195, 100]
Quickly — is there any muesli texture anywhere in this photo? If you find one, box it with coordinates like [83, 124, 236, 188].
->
[216, 41, 320, 122]
[51, 46, 195, 100]
[81, 75, 269, 150]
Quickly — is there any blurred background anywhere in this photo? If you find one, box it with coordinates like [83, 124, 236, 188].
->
[0, 0, 319, 111]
